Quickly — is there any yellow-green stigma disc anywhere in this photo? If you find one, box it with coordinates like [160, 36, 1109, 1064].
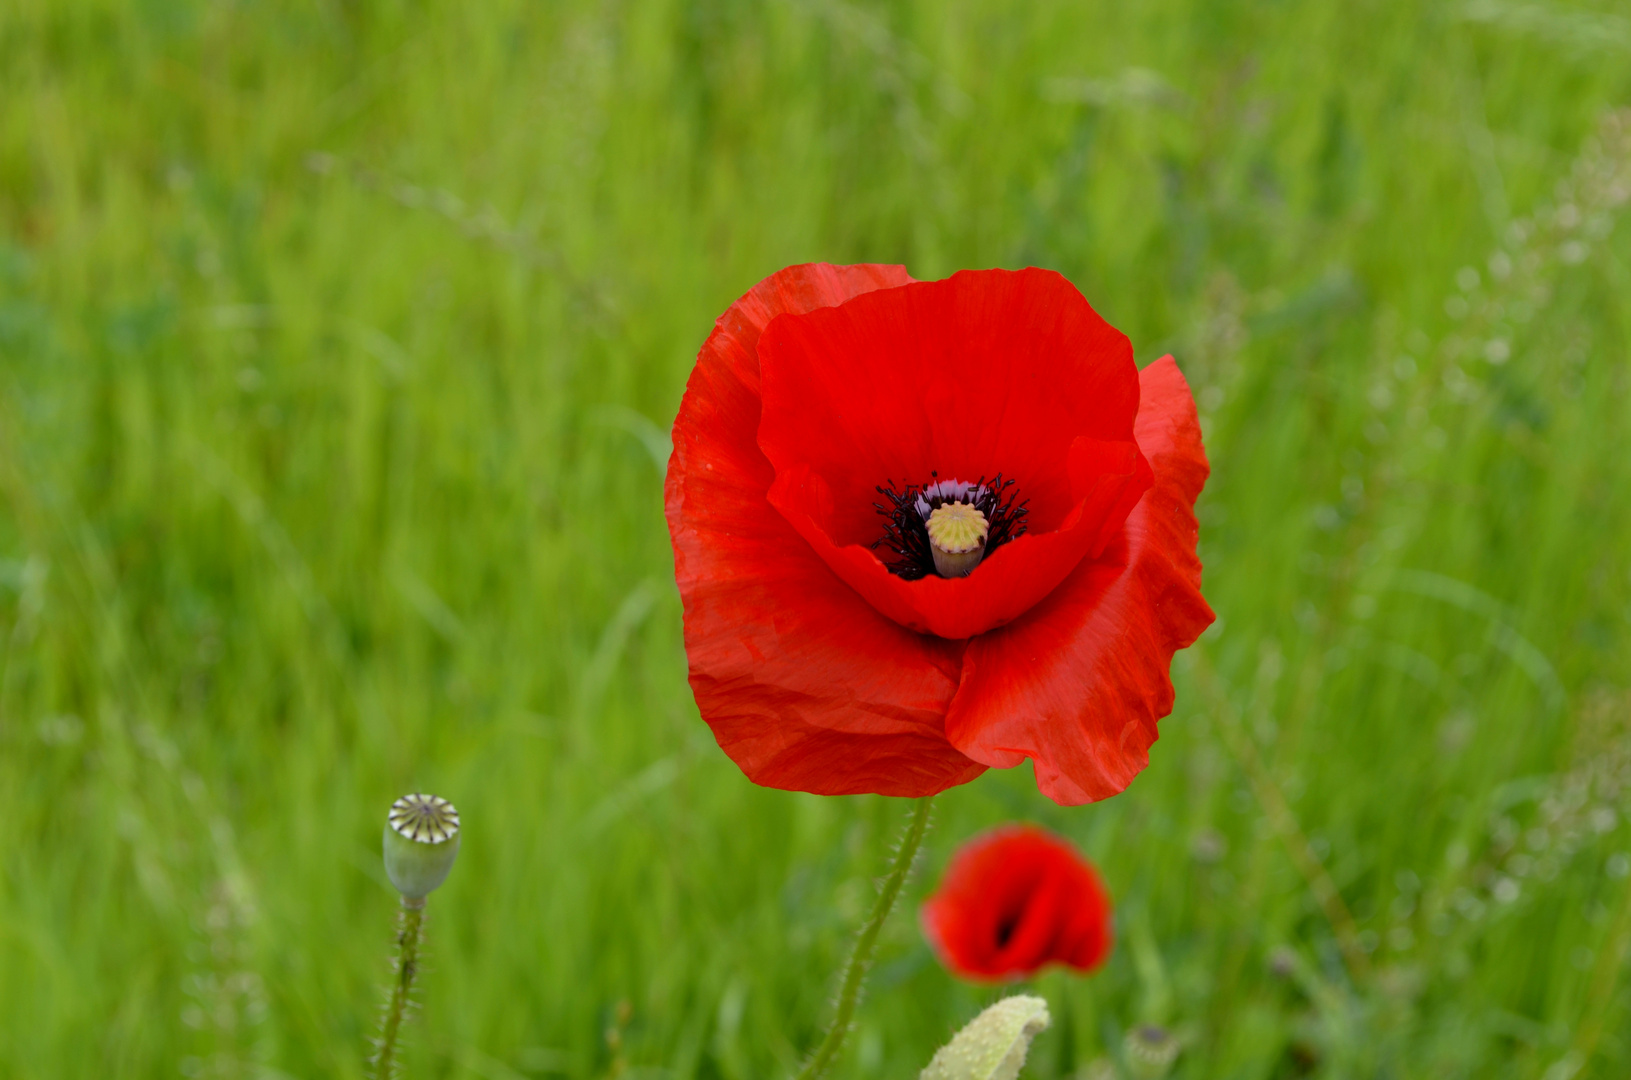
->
[926, 502, 989, 578]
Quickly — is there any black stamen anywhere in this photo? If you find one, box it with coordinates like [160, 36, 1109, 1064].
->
[871, 472, 1029, 579]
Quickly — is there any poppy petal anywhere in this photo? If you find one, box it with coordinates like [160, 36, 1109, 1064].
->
[993, 856, 1078, 973]
[756, 268, 1150, 638]
[666, 263, 987, 797]
[920, 825, 1113, 981]
[942, 357, 1216, 805]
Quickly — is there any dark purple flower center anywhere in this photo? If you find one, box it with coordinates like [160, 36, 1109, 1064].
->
[872, 473, 1028, 580]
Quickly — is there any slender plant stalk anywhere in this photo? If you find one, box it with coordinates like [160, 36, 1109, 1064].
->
[375, 897, 426, 1080]
[1189, 656, 1371, 980]
[795, 796, 935, 1080]
[1566, 869, 1631, 1073]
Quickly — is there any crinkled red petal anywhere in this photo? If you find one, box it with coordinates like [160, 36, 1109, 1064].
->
[943, 357, 1216, 805]
[665, 263, 987, 797]
[756, 268, 1149, 639]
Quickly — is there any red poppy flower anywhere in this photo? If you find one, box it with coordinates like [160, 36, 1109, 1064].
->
[665, 263, 1213, 805]
[920, 824, 1112, 981]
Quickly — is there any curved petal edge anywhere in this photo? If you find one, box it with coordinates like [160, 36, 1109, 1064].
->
[941, 356, 1216, 805]
[666, 263, 986, 797]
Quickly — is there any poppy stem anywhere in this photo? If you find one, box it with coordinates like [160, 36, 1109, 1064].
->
[795, 795, 935, 1080]
[375, 896, 426, 1080]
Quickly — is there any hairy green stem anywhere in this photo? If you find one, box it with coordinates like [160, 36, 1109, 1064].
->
[795, 796, 935, 1080]
[375, 897, 426, 1080]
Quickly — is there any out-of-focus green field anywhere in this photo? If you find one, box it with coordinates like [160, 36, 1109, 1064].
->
[3, 1, 1631, 1077]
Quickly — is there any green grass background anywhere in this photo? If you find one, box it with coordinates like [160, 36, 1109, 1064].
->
[4, 1, 1631, 1077]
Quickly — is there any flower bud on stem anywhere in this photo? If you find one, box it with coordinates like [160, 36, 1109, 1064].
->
[794, 795, 935, 1080]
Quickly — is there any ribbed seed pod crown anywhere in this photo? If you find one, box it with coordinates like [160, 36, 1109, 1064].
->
[383, 793, 461, 900]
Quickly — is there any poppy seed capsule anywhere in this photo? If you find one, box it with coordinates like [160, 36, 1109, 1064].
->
[383, 793, 460, 900]
[926, 502, 989, 578]
[1123, 1025, 1180, 1080]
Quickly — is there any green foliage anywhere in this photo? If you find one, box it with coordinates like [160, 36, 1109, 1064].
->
[2, 1, 1630, 1077]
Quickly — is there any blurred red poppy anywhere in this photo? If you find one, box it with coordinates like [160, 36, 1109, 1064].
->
[920, 824, 1112, 981]
[665, 263, 1213, 805]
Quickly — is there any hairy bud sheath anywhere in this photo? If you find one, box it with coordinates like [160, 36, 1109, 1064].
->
[920, 996, 1051, 1080]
